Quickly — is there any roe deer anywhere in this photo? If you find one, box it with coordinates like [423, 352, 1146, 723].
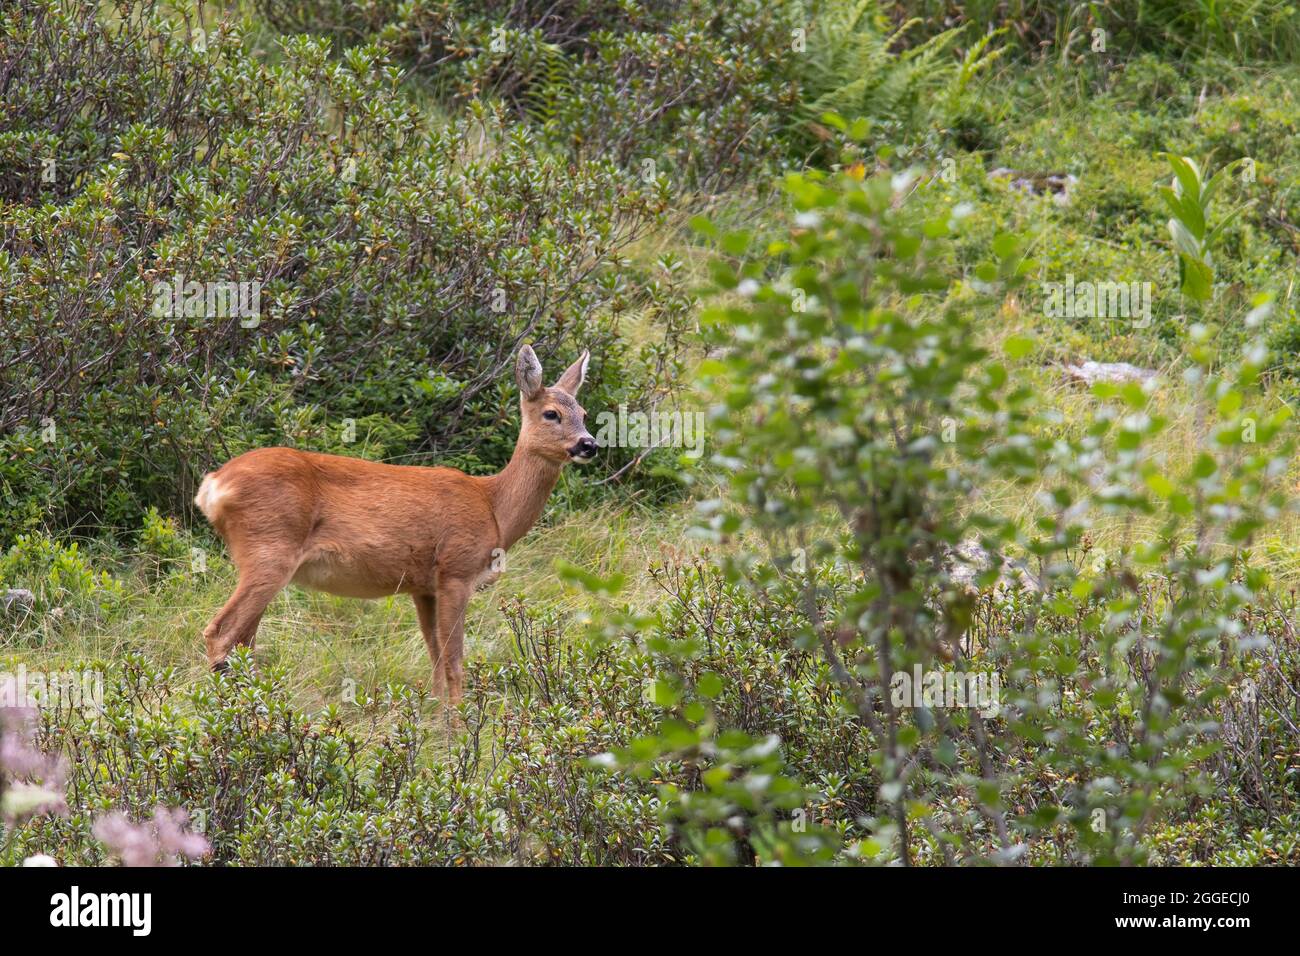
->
[193, 345, 596, 704]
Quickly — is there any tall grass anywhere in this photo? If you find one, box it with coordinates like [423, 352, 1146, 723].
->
[898, 0, 1300, 61]
[1, 502, 700, 719]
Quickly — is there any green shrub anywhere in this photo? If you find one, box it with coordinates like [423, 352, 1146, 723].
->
[135, 506, 196, 584]
[250, 1, 1004, 190]
[0, 533, 125, 633]
[6, 544, 1299, 864]
[1, 573, 850, 865]
[258, 0, 803, 193]
[678, 145, 1294, 863]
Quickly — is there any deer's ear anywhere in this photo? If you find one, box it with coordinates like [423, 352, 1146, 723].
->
[553, 349, 589, 396]
[516, 345, 544, 400]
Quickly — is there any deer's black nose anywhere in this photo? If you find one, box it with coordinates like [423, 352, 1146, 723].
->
[572, 437, 597, 459]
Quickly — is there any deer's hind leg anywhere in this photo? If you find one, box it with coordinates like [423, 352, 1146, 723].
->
[204, 540, 301, 671]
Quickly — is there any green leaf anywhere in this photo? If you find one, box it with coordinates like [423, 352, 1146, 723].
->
[697, 672, 723, 699]
[1145, 472, 1175, 497]
[1003, 334, 1035, 359]
[720, 230, 752, 256]
[1164, 153, 1202, 204]
[1168, 218, 1203, 260]
[1180, 255, 1214, 302]
[688, 215, 717, 239]
[991, 232, 1019, 259]
[554, 559, 625, 595]
[650, 681, 681, 712]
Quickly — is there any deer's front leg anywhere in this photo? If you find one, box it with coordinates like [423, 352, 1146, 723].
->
[413, 594, 441, 696]
[433, 578, 471, 706]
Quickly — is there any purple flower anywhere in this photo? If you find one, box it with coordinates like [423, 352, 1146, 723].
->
[0, 677, 67, 822]
[2, 781, 67, 821]
[0, 725, 58, 779]
[154, 807, 210, 861]
[0, 675, 37, 728]
[94, 808, 210, 867]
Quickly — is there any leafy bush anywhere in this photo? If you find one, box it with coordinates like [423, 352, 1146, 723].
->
[7, 537, 1299, 865]
[257, 0, 803, 193]
[251, 1, 1005, 189]
[2, 570, 847, 865]
[0, 533, 125, 634]
[679, 150, 1294, 863]
[135, 507, 192, 580]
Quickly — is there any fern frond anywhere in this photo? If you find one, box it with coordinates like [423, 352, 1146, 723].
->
[521, 41, 574, 128]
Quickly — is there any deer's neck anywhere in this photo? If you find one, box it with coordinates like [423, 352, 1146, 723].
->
[483, 444, 562, 550]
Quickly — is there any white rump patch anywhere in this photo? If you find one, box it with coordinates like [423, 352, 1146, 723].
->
[194, 474, 226, 522]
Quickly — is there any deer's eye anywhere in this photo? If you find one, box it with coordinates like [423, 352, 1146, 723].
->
[543, 410, 561, 422]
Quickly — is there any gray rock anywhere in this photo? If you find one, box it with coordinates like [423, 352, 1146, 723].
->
[945, 541, 1040, 594]
[988, 167, 1078, 207]
[1063, 361, 1157, 387]
[2, 588, 35, 611]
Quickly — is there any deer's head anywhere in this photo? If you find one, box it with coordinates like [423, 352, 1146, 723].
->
[515, 344, 597, 464]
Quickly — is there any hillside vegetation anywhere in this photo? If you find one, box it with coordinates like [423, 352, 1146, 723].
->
[3, 0, 1300, 865]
